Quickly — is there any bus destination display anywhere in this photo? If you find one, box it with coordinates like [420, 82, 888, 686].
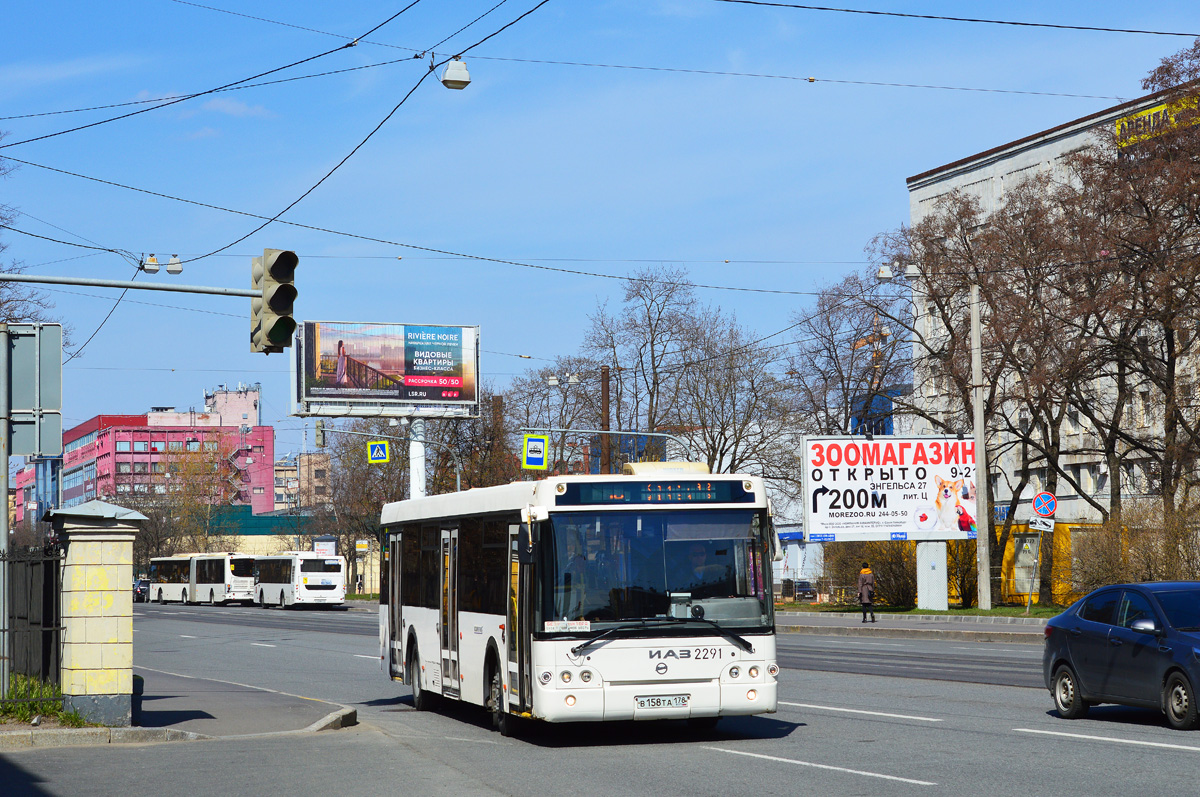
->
[556, 480, 753, 505]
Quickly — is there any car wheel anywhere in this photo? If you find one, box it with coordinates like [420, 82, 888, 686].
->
[1164, 672, 1200, 730]
[489, 666, 512, 736]
[409, 643, 432, 711]
[1053, 665, 1089, 719]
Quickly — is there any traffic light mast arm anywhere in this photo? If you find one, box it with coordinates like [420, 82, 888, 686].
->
[0, 273, 258, 297]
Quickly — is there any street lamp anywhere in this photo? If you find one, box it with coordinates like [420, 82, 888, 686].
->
[440, 58, 471, 90]
[142, 254, 183, 275]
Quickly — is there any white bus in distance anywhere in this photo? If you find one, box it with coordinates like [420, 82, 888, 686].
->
[254, 552, 347, 608]
[147, 553, 256, 604]
[380, 464, 781, 735]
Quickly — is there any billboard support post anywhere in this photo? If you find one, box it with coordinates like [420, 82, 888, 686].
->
[410, 418, 426, 500]
[971, 283, 993, 610]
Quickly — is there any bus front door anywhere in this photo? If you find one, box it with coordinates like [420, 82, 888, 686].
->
[388, 535, 403, 679]
[440, 527, 460, 699]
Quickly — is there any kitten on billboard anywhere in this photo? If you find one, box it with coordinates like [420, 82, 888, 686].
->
[298, 321, 478, 405]
[802, 436, 978, 542]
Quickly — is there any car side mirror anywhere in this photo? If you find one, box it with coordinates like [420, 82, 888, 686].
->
[1131, 618, 1162, 636]
[517, 523, 537, 565]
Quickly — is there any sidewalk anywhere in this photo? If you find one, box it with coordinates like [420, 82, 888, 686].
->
[0, 668, 355, 750]
[775, 609, 1047, 644]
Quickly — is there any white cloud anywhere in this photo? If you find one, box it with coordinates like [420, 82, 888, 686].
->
[185, 126, 220, 140]
[200, 97, 274, 118]
[0, 55, 143, 97]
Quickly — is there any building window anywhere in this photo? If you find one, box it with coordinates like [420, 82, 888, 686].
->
[116, 441, 131, 452]
[275, 492, 287, 503]
[205, 441, 218, 451]
[154, 485, 167, 495]
[134, 441, 149, 452]
[116, 463, 131, 474]
[152, 462, 164, 473]
[253, 487, 264, 495]
[187, 441, 200, 452]
[134, 484, 148, 493]
[252, 445, 264, 453]
[169, 441, 183, 451]
[116, 484, 132, 493]
[133, 462, 149, 474]
[314, 486, 326, 496]
[314, 469, 326, 479]
[275, 477, 286, 487]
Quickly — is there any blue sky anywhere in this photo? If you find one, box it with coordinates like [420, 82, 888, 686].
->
[2, 0, 1196, 457]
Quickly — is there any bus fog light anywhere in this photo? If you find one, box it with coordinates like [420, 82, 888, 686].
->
[580, 670, 592, 683]
[565, 695, 576, 706]
[749, 666, 759, 678]
[729, 666, 740, 679]
[560, 670, 572, 683]
[767, 663, 779, 677]
[540, 671, 552, 684]
[747, 689, 757, 701]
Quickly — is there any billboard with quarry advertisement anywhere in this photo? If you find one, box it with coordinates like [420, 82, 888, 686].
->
[802, 436, 979, 542]
[292, 321, 479, 417]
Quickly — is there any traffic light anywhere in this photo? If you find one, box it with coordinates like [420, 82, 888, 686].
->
[250, 248, 298, 353]
[315, 420, 325, 448]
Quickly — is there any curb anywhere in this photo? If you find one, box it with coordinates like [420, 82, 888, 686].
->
[0, 706, 357, 750]
[776, 611, 1048, 626]
[776, 623, 1044, 644]
[0, 726, 211, 750]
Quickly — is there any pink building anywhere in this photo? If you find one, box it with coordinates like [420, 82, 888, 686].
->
[14, 384, 276, 521]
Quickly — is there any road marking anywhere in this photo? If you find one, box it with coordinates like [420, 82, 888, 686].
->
[179, 635, 197, 639]
[354, 654, 377, 659]
[1014, 728, 1200, 752]
[951, 646, 1031, 653]
[251, 643, 276, 648]
[780, 702, 942, 722]
[705, 747, 936, 786]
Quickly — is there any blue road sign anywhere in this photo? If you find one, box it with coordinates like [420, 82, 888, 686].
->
[368, 441, 390, 464]
[523, 434, 549, 470]
[1032, 492, 1057, 517]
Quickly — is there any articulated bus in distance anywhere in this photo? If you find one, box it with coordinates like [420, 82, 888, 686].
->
[147, 553, 256, 604]
[253, 552, 347, 608]
[380, 466, 781, 735]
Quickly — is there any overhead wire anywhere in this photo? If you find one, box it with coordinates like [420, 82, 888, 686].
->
[0, 2, 426, 150]
[706, 1, 1200, 37]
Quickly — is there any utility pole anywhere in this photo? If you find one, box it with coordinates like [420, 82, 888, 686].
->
[600, 365, 611, 474]
[0, 323, 9, 699]
[409, 418, 426, 500]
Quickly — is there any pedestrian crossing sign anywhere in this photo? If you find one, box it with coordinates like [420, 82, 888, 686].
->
[368, 441, 390, 464]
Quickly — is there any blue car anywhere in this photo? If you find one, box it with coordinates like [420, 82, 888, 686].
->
[1043, 582, 1200, 730]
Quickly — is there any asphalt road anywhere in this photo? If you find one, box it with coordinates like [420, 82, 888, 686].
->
[3, 605, 1199, 797]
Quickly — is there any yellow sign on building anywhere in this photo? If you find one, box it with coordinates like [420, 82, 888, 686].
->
[1115, 97, 1198, 147]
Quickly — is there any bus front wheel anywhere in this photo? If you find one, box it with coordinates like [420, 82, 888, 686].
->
[489, 667, 513, 736]
[156, 590, 164, 605]
[208, 590, 216, 606]
[259, 592, 267, 609]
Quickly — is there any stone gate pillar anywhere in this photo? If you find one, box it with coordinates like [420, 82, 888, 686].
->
[43, 501, 146, 727]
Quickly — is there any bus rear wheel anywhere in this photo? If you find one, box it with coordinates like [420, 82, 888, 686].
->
[258, 592, 267, 608]
[278, 592, 286, 609]
[208, 590, 216, 606]
[181, 590, 187, 604]
[156, 590, 164, 605]
[409, 644, 432, 711]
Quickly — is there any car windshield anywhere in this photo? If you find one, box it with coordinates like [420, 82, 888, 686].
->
[1155, 588, 1200, 630]
[540, 509, 772, 631]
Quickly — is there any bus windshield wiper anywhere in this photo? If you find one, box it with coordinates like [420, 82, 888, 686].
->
[662, 616, 754, 653]
[569, 616, 755, 656]
[569, 618, 679, 657]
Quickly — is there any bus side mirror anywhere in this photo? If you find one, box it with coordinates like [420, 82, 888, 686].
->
[518, 523, 537, 565]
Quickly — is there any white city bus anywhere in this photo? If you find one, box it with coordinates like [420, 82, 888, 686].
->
[193, 553, 256, 605]
[148, 553, 257, 604]
[380, 467, 780, 735]
[254, 552, 347, 608]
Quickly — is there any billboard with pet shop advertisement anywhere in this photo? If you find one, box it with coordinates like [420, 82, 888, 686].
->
[801, 436, 978, 542]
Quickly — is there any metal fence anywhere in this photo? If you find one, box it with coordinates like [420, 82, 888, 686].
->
[2, 546, 65, 693]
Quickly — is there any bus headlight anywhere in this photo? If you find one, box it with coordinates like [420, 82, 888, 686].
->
[580, 670, 593, 683]
[747, 689, 758, 701]
[748, 666, 759, 678]
[565, 695, 576, 706]
[767, 663, 779, 677]
[729, 666, 740, 679]
[560, 670, 572, 684]
[540, 671, 552, 684]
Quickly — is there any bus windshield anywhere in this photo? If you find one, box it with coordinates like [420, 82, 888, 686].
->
[541, 509, 771, 631]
